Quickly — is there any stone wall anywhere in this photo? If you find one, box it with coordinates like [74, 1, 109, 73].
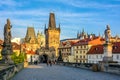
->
[57, 62, 120, 75]
[0, 63, 24, 80]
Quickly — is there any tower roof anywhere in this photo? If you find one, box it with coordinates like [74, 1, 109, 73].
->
[25, 27, 37, 43]
[48, 13, 56, 28]
[26, 27, 36, 38]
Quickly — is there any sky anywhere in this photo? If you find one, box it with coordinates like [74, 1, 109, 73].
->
[0, 0, 120, 40]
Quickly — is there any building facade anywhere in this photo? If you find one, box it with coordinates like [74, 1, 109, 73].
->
[21, 27, 45, 63]
[87, 42, 120, 64]
[0, 39, 3, 60]
[72, 37, 104, 63]
[58, 39, 79, 62]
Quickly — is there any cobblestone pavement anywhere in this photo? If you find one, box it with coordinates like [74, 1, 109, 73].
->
[12, 64, 120, 80]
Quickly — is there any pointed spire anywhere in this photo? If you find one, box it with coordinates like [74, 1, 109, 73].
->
[82, 28, 84, 33]
[45, 24, 46, 29]
[48, 13, 56, 28]
[99, 32, 101, 37]
[44, 24, 46, 34]
[77, 31, 79, 38]
[38, 30, 39, 33]
[37, 30, 40, 36]
[59, 23, 60, 28]
[77, 31, 79, 35]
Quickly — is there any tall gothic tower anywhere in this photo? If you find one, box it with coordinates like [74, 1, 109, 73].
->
[44, 13, 60, 57]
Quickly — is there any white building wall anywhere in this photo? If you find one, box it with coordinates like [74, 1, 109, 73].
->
[88, 54, 103, 63]
[88, 53, 120, 64]
[27, 54, 39, 63]
[113, 54, 120, 63]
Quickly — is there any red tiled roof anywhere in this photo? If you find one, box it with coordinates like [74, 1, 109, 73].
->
[87, 42, 120, 55]
[70, 41, 78, 46]
[87, 45, 103, 54]
[73, 37, 104, 46]
[0, 39, 3, 44]
[112, 42, 120, 53]
[61, 40, 79, 46]
[26, 50, 35, 55]
[12, 42, 20, 50]
[62, 42, 66, 46]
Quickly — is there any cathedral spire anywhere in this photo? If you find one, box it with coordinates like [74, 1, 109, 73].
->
[44, 24, 46, 29]
[37, 30, 40, 36]
[44, 24, 46, 34]
[48, 13, 56, 28]
[59, 23, 60, 28]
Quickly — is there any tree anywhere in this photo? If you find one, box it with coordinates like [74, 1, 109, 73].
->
[11, 52, 26, 64]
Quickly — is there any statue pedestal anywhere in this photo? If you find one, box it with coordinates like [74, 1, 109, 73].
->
[103, 56, 113, 62]
[103, 43, 113, 62]
[1, 55, 14, 65]
[102, 42, 113, 71]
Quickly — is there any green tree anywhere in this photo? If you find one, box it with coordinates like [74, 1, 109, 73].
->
[11, 52, 26, 64]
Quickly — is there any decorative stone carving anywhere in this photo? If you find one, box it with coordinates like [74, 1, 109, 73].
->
[1, 19, 13, 64]
[104, 25, 111, 43]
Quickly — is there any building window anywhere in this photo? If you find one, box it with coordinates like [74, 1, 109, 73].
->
[84, 45, 86, 48]
[116, 55, 119, 59]
[96, 55, 98, 59]
[83, 60, 85, 63]
[80, 60, 82, 63]
[113, 46, 117, 49]
[76, 51, 78, 54]
[76, 60, 78, 63]
[76, 55, 78, 58]
[95, 48, 98, 50]
[101, 55, 102, 58]
[77, 46, 79, 49]
[83, 51, 85, 53]
[89, 55, 91, 59]
[81, 46, 82, 49]
[83, 56, 85, 58]
[80, 55, 82, 58]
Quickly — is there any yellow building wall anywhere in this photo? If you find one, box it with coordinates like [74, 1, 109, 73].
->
[13, 50, 20, 56]
[25, 43, 40, 51]
[0, 49, 2, 60]
[47, 29, 60, 57]
[68, 55, 75, 63]
[74, 45, 91, 63]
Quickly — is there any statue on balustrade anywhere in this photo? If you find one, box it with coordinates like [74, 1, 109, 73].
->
[1, 19, 13, 64]
[4, 19, 12, 44]
[104, 25, 111, 43]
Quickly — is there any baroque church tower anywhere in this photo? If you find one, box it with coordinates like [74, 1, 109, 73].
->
[44, 13, 61, 57]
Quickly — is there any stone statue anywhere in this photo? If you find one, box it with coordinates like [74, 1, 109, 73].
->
[104, 25, 111, 43]
[4, 19, 12, 44]
[1, 19, 13, 64]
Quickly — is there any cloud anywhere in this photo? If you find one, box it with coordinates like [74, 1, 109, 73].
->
[0, 0, 120, 40]
[55, 0, 120, 9]
[0, 0, 23, 7]
[0, 0, 16, 6]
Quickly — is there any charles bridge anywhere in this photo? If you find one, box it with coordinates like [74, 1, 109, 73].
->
[0, 62, 120, 80]
[0, 17, 120, 80]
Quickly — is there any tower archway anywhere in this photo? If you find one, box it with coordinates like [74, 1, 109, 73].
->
[39, 54, 48, 63]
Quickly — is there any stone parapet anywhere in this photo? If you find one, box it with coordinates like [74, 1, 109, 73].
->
[0, 63, 24, 80]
